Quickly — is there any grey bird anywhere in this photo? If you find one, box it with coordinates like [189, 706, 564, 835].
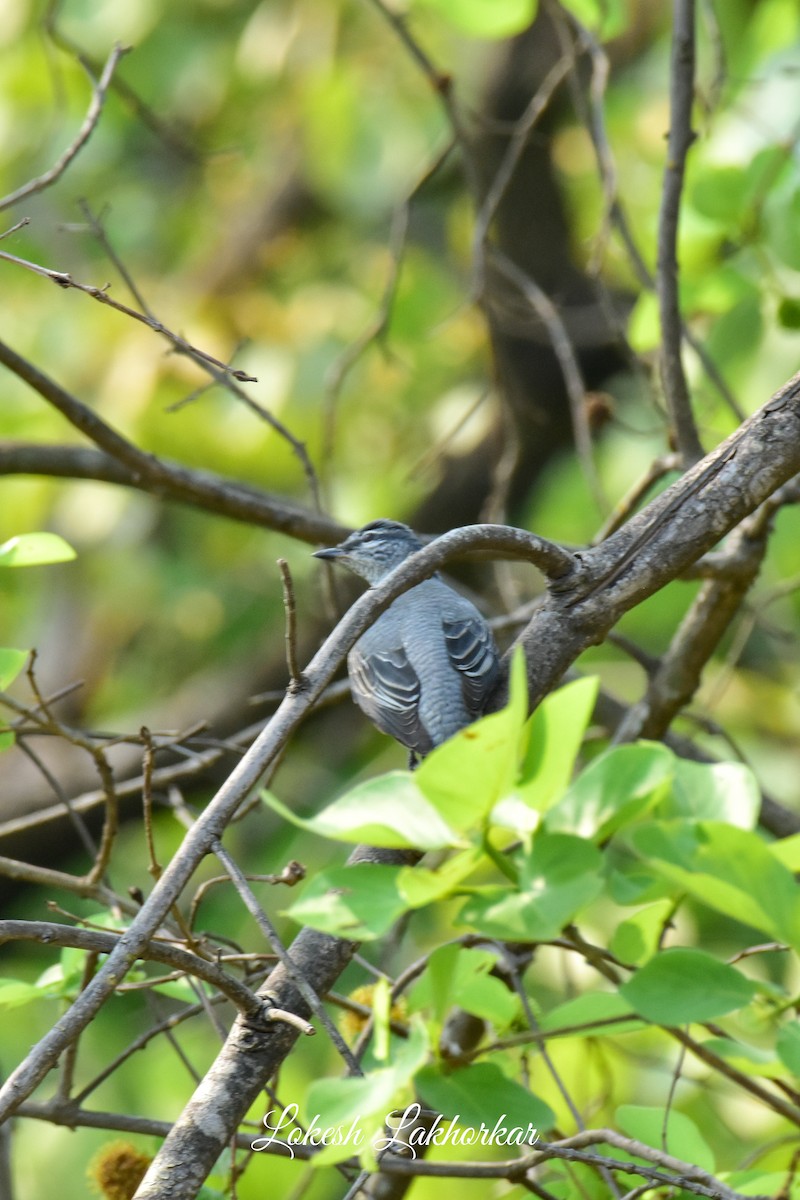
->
[313, 520, 499, 756]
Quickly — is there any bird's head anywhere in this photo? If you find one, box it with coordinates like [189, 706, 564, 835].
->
[313, 519, 424, 584]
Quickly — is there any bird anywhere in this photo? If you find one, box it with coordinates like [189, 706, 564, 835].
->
[313, 519, 499, 757]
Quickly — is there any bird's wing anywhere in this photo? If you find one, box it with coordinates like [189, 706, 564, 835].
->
[348, 643, 432, 754]
[442, 609, 499, 717]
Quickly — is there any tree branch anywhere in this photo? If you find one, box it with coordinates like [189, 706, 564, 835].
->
[506, 370, 800, 710]
[657, 0, 704, 464]
[0, 45, 128, 212]
[0, 523, 571, 1129]
[0, 920, 263, 1016]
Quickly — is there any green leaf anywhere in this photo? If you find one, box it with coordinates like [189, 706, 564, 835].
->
[414, 646, 529, 830]
[0, 532, 76, 567]
[770, 832, 800, 871]
[284, 865, 406, 939]
[620, 948, 757, 1024]
[458, 833, 604, 941]
[409, 947, 519, 1026]
[629, 820, 800, 948]
[0, 979, 45, 1008]
[702, 1036, 783, 1079]
[0, 647, 28, 689]
[397, 846, 483, 907]
[539, 991, 640, 1037]
[609, 900, 676, 966]
[262, 774, 462, 850]
[776, 1021, 800, 1076]
[305, 1022, 429, 1164]
[691, 165, 750, 224]
[545, 742, 674, 840]
[659, 759, 759, 828]
[416, 1061, 554, 1134]
[412, 0, 538, 39]
[616, 1104, 715, 1173]
[516, 676, 599, 811]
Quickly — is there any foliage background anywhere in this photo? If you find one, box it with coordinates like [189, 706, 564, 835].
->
[1, 0, 800, 1197]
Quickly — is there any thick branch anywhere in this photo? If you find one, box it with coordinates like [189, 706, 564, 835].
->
[506, 371, 800, 710]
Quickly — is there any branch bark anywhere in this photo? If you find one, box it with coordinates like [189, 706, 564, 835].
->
[505, 369, 800, 711]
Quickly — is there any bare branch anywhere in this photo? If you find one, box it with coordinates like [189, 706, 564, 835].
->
[0, 374, 346, 544]
[657, 0, 704, 464]
[0, 45, 129, 213]
[489, 249, 604, 508]
[0, 248, 256, 383]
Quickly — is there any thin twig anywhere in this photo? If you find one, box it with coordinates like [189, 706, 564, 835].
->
[189, 862, 305, 932]
[210, 839, 361, 1075]
[0, 44, 129, 212]
[0, 248, 256, 382]
[0, 920, 262, 1016]
[472, 51, 574, 291]
[657, 0, 704, 464]
[490, 248, 606, 509]
[140, 726, 161, 879]
[0, 349, 346, 544]
[277, 559, 303, 691]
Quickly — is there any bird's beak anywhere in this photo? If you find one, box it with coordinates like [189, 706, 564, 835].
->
[313, 546, 344, 561]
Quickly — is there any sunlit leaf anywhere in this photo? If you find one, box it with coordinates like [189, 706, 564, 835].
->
[305, 1022, 429, 1165]
[262, 775, 462, 850]
[409, 946, 519, 1026]
[629, 820, 800, 948]
[0, 532, 76, 567]
[516, 675, 599, 811]
[0, 647, 28, 690]
[545, 742, 674, 839]
[415, 646, 529, 829]
[457, 833, 603, 940]
[659, 759, 759, 828]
